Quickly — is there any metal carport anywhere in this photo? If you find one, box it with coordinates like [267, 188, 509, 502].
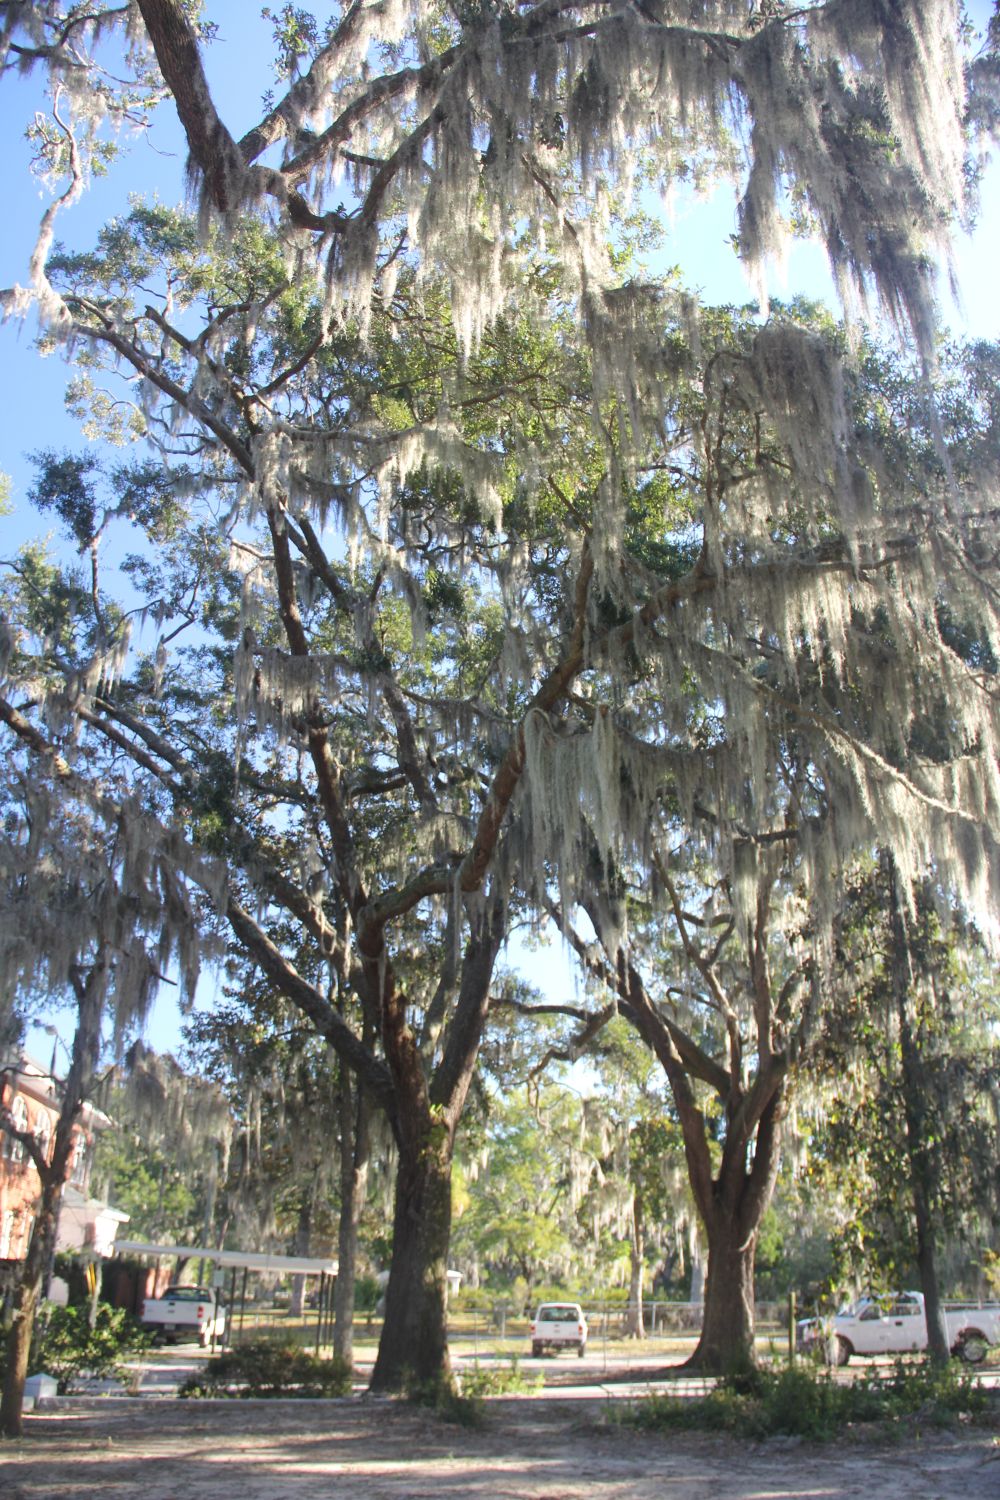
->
[114, 1238, 339, 1350]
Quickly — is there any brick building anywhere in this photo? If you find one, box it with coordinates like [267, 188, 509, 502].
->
[0, 1055, 127, 1263]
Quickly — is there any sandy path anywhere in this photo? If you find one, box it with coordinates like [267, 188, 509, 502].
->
[2, 1396, 999, 1500]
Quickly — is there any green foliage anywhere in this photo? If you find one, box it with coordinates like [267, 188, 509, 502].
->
[262, 4, 321, 80]
[29, 1304, 149, 1394]
[178, 1339, 352, 1399]
[4, 541, 90, 658]
[616, 1360, 993, 1442]
[752, 1193, 836, 1303]
[451, 1086, 577, 1288]
[816, 867, 1000, 1288]
[457, 1356, 542, 1398]
[92, 1128, 200, 1243]
[354, 1274, 381, 1313]
[983, 1252, 1000, 1299]
[28, 451, 101, 547]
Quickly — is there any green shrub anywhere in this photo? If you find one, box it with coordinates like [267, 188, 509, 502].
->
[616, 1360, 994, 1443]
[354, 1275, 381, 1313]
[31, 1304, 149, 1393]
[877, 1359, 992, 1421]
[458, 1356, 543, 1398]
[179, 1338, 352, 1399]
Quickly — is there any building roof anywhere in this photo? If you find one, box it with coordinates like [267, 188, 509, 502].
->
[114, 1239, 338, 1277]
[60, 1185, 131, 1226]
[1, 1055, 113, 1130]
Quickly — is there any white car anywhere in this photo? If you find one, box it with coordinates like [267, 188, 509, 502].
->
[530, 1302, 588, 1357]
[797, 1291, 1000, 1366]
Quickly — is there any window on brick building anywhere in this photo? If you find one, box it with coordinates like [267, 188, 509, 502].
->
[2, 1097, 29, 1164]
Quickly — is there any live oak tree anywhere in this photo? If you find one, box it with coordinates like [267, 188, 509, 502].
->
[0, 506, 218, 1441]
[542, 836, 810, 1368]
[0, 763, 213, 1434]
[817, 858, 1000, 1364]
[508, 302, 1000, 1368]
[1, 212, 606, 1391]
[3, 0, 1000, 1392]
[4, 299, 1000, 1385]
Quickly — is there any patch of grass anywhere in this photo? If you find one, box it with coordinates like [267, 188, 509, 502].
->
[614, 1360, 994, 1443]
[179, 1339, 352, 1399]
[458, 1356, 543, 1399]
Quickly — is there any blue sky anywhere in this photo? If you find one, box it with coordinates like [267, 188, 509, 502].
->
[3, 1, 998, 1063]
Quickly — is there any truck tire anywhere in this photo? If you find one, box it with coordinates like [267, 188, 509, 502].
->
[834, 1336, 852, 1367]
[957, 1329, 990, 1365]
[531, 1342, 542, 1357]
[577, 1344, 585, 1358]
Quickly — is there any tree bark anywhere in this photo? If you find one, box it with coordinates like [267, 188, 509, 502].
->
[625, 1194, 645, 1338]
[687, 1087, 784, 1374]
[369, 1125, 454, 1392]
[0, 1175, 59, 1436]
[615, 952, 784, 1371]
[333, 1064, 371, 1363]
[288, 1190, 313, 1318]
[367, 905, 504, 1392]
[690, 1210, 758, 1374]
[886, 857, 950, 1365]
[1, 955, 106, 1437]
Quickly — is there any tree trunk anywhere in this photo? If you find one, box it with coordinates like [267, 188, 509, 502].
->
[900, 1008, 950, 1363]
[0, 1178, 58, 1437]
[333, 1065, 371, 1364]
[687, 1089, 785, 1375]
[369, 1128, 453, 1393]
[1, 954, 105, 1437]
[617, 954, 785, 1374]
[288, 1190, 313, 1317]
[625, 1194, 645, 1338]
[689, 1211, 758, 1374]
[363, 901, 503, 1393]
[887, 857, 950, 1365]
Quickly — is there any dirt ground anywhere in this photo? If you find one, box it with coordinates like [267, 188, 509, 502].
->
[2, 1394, 999, 1500]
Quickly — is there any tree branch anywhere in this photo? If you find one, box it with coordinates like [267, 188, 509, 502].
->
[226, 897, 395, 1117]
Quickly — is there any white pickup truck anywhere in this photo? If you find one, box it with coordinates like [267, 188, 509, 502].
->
[529, 1302, 588, 1357]
[140, 1284, 227, 1347]
[798, 1291, 1000, 1366]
